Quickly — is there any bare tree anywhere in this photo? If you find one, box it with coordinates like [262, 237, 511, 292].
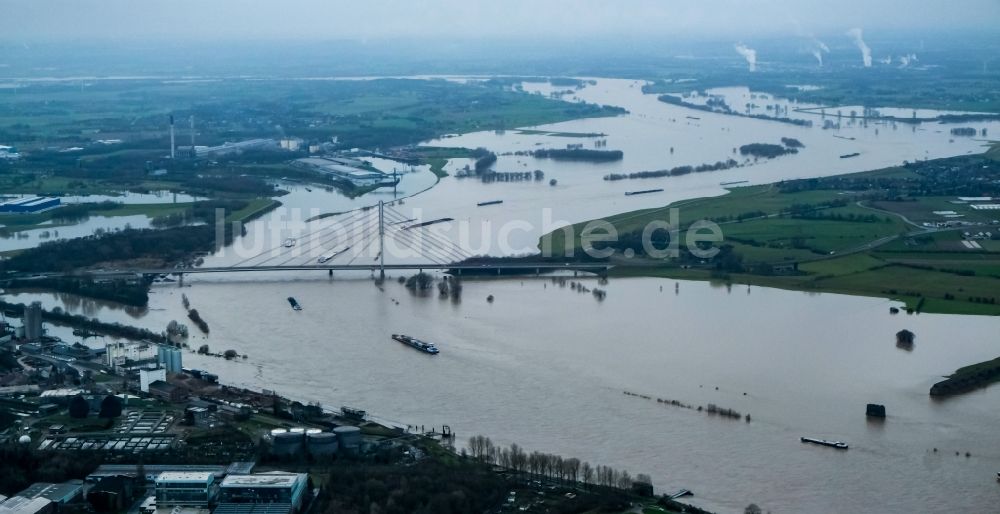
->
[564, 458, 581, 483]
[618, 470, 632, 490]
[498, 448, 511, 468]
[581, 462, 594, 487]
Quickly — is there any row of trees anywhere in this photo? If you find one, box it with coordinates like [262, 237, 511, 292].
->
[604, 158, 739, 181]
[467, 435, 651, 491]
[0, 299, 169, 344]
[0, 225, 220, 273]
[532, 148, 624, 162]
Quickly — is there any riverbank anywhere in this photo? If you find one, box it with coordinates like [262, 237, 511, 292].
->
[930, 356, 1000, 396]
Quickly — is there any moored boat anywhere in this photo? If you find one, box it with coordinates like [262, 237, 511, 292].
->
[341, 406, 366, 420]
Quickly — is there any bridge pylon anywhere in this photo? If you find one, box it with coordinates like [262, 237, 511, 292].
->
[378, 200, 386, 280]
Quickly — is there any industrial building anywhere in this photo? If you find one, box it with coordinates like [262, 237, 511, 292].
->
[87, 464, 229, 483]
[279, 138, 304, 151]
[291, 157, 399, 187]
[154, 472, 217, 507]
[37, 433, 176, 452]
[14, 481, 83, 505]
[0, 144, 21, 160]
[218, 473, 308, 512]
[148, 380, 187, 402]
[0, 496, 54, 514]
[23, 302, 43, 342]
[191, 139, 278, 157]
[0, 197, 60, 214]
[106, 341, 157, 370]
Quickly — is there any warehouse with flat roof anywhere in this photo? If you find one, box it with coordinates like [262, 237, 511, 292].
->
[0, 197, 61, 214]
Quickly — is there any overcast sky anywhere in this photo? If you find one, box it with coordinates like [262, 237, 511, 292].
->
[3, 0, 998, 42]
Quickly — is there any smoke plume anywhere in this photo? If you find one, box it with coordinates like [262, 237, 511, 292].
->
[846, 28, 872, 67]
[898, 53, 918, 67]
[734, 43, 757, 72]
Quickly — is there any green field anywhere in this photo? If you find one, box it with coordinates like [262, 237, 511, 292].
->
[541, 162, 1000, 316]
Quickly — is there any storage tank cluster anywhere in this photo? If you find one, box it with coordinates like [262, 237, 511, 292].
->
[157, 346, 182, 373]
[270, 428, 304, 457]
[270, 427, 348, 457]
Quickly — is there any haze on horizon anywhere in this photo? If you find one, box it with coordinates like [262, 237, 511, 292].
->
[3, 0, 999, 43]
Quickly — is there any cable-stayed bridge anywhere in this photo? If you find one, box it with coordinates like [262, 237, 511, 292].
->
[13, 202, 610, 280]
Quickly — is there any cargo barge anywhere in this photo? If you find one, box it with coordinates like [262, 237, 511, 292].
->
[391, 334, 440, 355]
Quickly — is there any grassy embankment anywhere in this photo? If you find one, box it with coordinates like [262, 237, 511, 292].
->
[929, 356, 1000, 396]
[541, 165, 1000, 316]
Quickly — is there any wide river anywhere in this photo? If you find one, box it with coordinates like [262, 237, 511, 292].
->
[8, 78, 1000, 514]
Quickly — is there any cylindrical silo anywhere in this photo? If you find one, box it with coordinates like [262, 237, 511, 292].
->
[307, 431, 339, 457]
[333, 426, 362, 454]
[169, 349, 182, 373]
[272, 430, 304, 456]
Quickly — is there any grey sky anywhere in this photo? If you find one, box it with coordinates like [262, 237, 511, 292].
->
[3, 0, 998, 41]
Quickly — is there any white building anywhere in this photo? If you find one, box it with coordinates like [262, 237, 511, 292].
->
[279, 138, 304, 151]
[106, 341, 157, 370]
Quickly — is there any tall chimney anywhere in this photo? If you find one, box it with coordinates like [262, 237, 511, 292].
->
[189, 115, 195, 148]
[169, 115, 176, 159]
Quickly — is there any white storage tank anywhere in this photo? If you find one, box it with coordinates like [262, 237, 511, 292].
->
[333, 426, 362, 454]
[307, 431, 339, 456]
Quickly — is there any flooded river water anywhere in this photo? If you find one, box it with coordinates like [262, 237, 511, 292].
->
[6, 78, 1000, 513]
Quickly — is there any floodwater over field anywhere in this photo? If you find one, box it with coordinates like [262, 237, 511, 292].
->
[0, 214, 155, 252]
[8, 77, 1000, 513]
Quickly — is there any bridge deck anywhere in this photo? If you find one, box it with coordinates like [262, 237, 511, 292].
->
[10, 262, 611, 279]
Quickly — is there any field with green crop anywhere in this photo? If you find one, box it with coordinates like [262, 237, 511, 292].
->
[541, 155, 1000, 316]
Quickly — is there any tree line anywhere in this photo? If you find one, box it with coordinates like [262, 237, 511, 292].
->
[532, 148, 624, 162]
[467, 434, 652, 492]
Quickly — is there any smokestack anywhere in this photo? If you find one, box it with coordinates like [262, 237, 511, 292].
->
[734, 43, 757, 72]
[169, 115, 175, 159]
[189, 115, 195, 148]
[846, 28, 872, 67]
